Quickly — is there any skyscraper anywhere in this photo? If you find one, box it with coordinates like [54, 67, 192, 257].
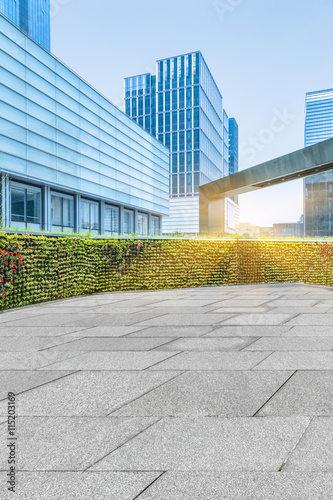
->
[0, 0, 50, 50]
[304, 89, 333, 236]
[228, 117, 239, 175]
[124, 52, 237, 233]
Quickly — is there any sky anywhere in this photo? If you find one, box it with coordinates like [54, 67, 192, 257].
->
[51, 0, 333, 227]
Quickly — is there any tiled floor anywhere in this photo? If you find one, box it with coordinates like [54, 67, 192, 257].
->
[1, 283, 333, 499]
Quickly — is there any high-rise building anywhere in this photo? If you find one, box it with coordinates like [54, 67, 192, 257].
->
[0, 0, 50, 50]
[304, 89, 333, 237]
[124, 52, 237, 233]
[0, 13, 169, 236]
[228, 117, 239, 175]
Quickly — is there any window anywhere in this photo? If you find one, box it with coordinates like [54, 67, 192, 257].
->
[132, 98, 137, 117]
[165, 112, 170, 132]
[179, 109, 185, 130]
[145, 95, 150, 113]
[11, 183, 41, 230]
[158, 113, 164, 134]
[179, 88, 185, 108]
[104, 205, 119, 235]
[124, 210, 134, 234]
[145, 115, 150, 132]
[138, 97, 143, 116]
[172, 90, 178, 110]
[179, 174, 185, 195]
[138, 213, 148, 236]
[179, 153, 185, 172]
[172, 111, 178, 131]
[194, 129, 200, 149]
[186, 87, 192, 107]
[194, 107, 200, 128]
[151, 216, 160, 235]
[186, 130, 192, 150]
[81, 200, 99, 234]
[165, 91, 170, 111]
[186, 109, 192, 129]
[194, 151, 200, 170]
[186, 173, 193, 194]
[194, 172, 200, 193]
[179, 131, 185, 151]
[172, 175, 178, 195]
[172, 132, 178, 152]
[194, 86, 199, 106]
[51, 192, 74, 231]
[125, 99, 130, 115]
[165, 133, 170, 149]
[172, 154, 178, 173]
[158, 93, 163, 112]
[186, 152, 192, 171]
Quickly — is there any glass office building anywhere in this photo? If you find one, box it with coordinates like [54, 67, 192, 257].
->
[304, 89, 333, 237]
[0, 0, 50, 50]
[0, 13, 169, 236]
[125, 52, 236, 233]
[228, 118, 239, 175]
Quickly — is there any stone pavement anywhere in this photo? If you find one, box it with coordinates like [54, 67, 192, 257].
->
[1, 283, 333, 499]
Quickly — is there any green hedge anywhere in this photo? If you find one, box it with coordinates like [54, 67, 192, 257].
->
[0, 233, 331, 310]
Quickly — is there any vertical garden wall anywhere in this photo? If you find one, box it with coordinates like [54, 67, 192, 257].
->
[0, 233, 332, 310]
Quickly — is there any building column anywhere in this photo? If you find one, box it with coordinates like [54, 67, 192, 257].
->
[148, 213, 153, 236]
[74, 194, 81, 233]
[134, 209, 139, 234]
[119, 206, 124, 235]
[43, 185, 51, 231]
[1, 174, 10, 229]
[100, 201, 105, 235]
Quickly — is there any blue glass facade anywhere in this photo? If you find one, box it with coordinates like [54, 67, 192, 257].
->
[0, 14, 169, 235]
[125, 52, 235, 233]
[304, 89, 333, 236]
[228, 118, 239, 175]
[0, 0, 50, 50]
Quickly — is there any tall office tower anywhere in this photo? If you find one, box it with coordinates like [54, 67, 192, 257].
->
[125, 51, 236, 233]
[304, 89, 333, 237]
[0, 0, 50, 50]
[228, 117, 239, 175]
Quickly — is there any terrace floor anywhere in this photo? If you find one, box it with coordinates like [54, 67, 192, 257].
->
[1, 283, 333, 498]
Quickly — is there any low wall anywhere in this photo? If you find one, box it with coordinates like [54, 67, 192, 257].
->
[1, 233, 332, 310]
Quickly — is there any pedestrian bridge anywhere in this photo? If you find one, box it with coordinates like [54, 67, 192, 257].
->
[199, 137, 333, 232]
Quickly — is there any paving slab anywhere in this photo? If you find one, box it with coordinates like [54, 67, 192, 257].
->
[0, 337, 73, 351]
[47, 337, 175, 351]
[266, 300, 319, 307]
[138, 471, 333, 500]
[222, 314, 295, 326]
[1, 472, 161, 500]
[257, 371, 333, 416]
[136, 314, 235, 327]
[112, 371, 293, 417]
[0, 370, 74, 401]
[206, 326, 292, 337]
[0, 371, 181, 416]
[254, 352, 333, 370]
[148, 351, 271, 371]
[0, 326, 88, 337]
[127, 326, 213, 337]
[283, 326, 333, 336]
[244, 337, 333, 351]
[59, 325, 148, 337]
[0, 351, 83, 370]
[0, 417, 158, 471]
[285, 418, 333, 471]
[155, 337, 258, 351]
[40, 351, 180, 371]
[90, 416, 310, 471]
[286, 314, 333, 326]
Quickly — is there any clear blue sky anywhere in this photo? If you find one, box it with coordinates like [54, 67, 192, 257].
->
[51, 0, 333, 226]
